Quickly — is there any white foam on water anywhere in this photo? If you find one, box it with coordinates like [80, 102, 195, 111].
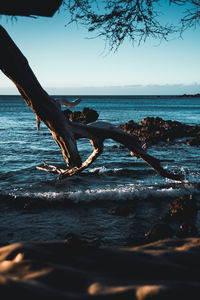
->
[89, 166, 107, 174]
[27, 183, 200, 203]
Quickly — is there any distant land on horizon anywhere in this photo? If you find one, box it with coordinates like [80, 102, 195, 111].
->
[179, 93, 200, 98]
[0, 83, 200, 96]
[0, 93, 200, 98]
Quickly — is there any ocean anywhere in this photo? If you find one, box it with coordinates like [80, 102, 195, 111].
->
[0, 95, 200, 246]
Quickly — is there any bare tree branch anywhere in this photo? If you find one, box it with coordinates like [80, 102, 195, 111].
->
[37, 121, 183, 181]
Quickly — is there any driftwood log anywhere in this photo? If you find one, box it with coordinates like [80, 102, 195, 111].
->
[37, 120, 183, 181]
[0, 25, 182, 182]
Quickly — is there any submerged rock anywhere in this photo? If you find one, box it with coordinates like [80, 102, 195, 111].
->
[168, 194, 197, 221]
[63, 107, 99, 124]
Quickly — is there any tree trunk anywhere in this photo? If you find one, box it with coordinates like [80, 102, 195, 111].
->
[0, 25, 81, 167]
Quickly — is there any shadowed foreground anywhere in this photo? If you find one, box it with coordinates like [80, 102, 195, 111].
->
[1, 238, 200, 299]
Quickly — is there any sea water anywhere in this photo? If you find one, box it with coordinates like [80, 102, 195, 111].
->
[0, 95, 200, 245]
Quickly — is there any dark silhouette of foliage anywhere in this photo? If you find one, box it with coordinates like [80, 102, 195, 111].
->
[0, 0, 62, 17]
[64, 0, 200, 50]
[1, 1, 199, 50]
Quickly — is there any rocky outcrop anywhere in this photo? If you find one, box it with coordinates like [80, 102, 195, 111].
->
[160, 194, 198, 239]
[119, 117, 200, 146]
[63, 107, 99, 124]
[168, 194, 197, 220]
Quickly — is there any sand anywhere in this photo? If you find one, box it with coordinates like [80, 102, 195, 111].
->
[0, 237, 200, 299]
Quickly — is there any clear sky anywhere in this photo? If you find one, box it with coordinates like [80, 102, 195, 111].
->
[0, 3, 200, 95]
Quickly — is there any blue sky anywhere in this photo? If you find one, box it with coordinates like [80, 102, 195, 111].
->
[0, 3, 200, 95]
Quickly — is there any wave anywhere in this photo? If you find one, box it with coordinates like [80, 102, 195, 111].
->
[33, 184, 200, 202]
[1, 181, 199, 209]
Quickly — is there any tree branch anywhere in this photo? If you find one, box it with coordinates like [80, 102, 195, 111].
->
[37, 121, 183, 181]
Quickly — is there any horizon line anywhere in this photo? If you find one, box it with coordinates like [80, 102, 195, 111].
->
[0, 93, 199, 97]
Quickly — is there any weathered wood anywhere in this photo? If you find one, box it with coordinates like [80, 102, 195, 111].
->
[37, 121, 183, 181]
[37, 138, 104, 178]
[0, 25, 82, 168]
[60, 138, 104, 178]
[36, 162, 66, 174]
[56, 97, 82, 108]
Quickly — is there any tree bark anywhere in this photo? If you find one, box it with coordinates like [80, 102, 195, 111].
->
[0, 25, 81, 168]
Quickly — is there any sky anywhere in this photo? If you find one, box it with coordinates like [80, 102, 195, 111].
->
[0, 2, 200, 95]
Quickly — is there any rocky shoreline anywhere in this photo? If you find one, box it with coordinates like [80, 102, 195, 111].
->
[107, 193, 199, 247]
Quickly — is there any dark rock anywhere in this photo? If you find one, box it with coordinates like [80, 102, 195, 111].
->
[107, 206, 135, 216]
[82, 107, 99, 123]
[63, 107, 99, 124]
[177, 222, 198, 238]
[145, 223, 174, 242]
[72, 110, 82, 121]
[119, 120, 137, 131]
[119, 117, 200, 146]
[168, 194, 197, 221]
